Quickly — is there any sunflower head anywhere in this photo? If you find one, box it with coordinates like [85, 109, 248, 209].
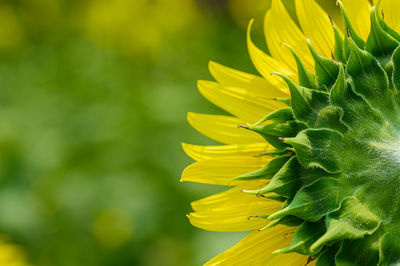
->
[183, 0, 400, 265]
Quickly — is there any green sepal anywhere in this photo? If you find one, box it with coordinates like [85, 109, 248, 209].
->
[307, 40, 340, 90]
[379, 232, 400, 266]
[262, 215, 303, 231]
[333, 24, 345, 63]
[329, 64, 352, 128]
[263, 193, 287, 202]
[366, 7, 399, 69]
[277, 98, 291, 106]
[258, 133, 291, 150]
[284, 43, 318, 90]
[250, 121, 307, 138]
[375, 0, 400, 42]
[251, 107, 294, 126]
[268, 177, 347, 222]
[252, 156, 329, 198]
[314, 105, 348, 133]
[347, 36, 395, 118]
[274, 73, 330, 126]
[277, 215, 303, 227]
[258, 147, 294, 157]
[257, 157, 301, 198]
[310, 197, 380, 252]
[330, 65, 383, 130]
[316, 244, 340, 266]
[241, 125, 290, 150]
[337, 0, 365, 49]
[343, 34, 351, 61]
[392, 45, 400, 92]
[233, 155, 291, 181]
[274, 221, 326, 255]
[284, 129, 343, 174]
[335, 233, 381, 266]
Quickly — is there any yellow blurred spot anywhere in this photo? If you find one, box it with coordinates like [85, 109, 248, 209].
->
[228, 0, 270, 28]
[228, 0, 342, 30]
[0, 236, 29, 266]
[0, 5, 23, 48]
[85, 0, 199, 56]
[92, 209, 134, 248]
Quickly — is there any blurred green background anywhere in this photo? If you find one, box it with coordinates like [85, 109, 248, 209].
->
[0, 0, 340, 265]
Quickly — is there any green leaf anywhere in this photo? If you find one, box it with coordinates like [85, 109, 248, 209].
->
[307, 40, 340, 90]
[273, 73, 330, 126]
[379, 232, 400, 266]
[268, 177, 347, 222]
[233, 155, 291, 181]
[274, 221, 326, 255]
[310, 197, 380, 252]
[285, 129, 343, 173]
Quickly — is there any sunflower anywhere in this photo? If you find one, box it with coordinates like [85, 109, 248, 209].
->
[182, 0, 400, 265]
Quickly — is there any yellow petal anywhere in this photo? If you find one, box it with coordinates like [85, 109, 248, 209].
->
[295, 0, 335, 58]
[374, 0, 400, 33]
[188, 212, 269, 232]
[341, 0, 371, 40]
[189, 184, 282, 232]
[188, 206, 278, 232]
[208, 61, 288, 98]
[187, 113, 264, 144]
[205, 225, 308, 265]
[264, 0, 314, 71]
[247, 20, 294, 90]
[198, 80, 285, 123]
[181, 157, 269, 185]
[181, 143, 270, 161]
[191, 182, 271, 212]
